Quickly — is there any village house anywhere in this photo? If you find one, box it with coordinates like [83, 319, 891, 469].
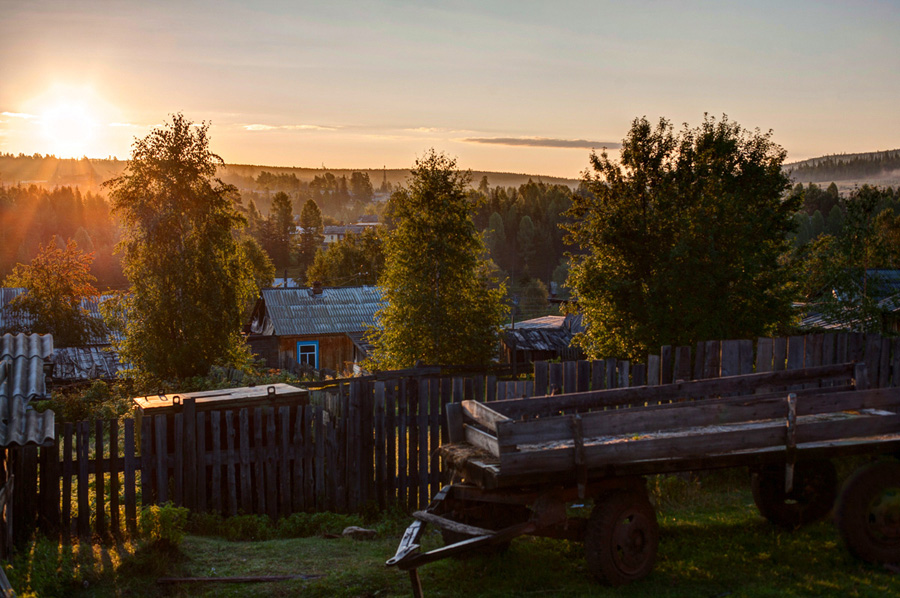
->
[501, 313, 585, 366]
[246, 284, 382, 375]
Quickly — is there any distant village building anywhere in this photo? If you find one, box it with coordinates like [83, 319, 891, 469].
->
[246, 285, 382, 375]
[799, 269, 900, 333]
[501, 314, 585, 366]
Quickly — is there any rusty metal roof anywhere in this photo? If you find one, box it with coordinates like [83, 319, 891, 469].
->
[53, 346, 130, 381]
[250, 286, 383, 337]
[0, 333, 56, 447]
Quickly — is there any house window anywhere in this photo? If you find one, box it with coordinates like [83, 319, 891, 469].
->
[297, 341, 319, 369]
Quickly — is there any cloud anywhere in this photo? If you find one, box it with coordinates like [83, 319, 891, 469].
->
[109, 122, 140, 128]
[462, 137, 621, 149]
[1, 111, 36, 120]
[242, 123, 337, 132]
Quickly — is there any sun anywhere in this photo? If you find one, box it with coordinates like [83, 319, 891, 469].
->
[40, 99, 99, 158]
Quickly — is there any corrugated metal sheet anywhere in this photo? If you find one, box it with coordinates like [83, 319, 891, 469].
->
[0, 333, 56, 447]
[251, 286, 383, 336]
[503, 313, 585, 352]
[53, 346, 130, 381]
[0, 287, 122, 345]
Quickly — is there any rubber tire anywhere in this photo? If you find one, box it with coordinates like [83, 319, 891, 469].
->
[835, 460, 900, 564]
[441, 502, 530, 555]
[751, 459, 837, 530]
[585, 490, 659, 586]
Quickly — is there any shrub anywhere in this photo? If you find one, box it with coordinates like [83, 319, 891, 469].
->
[139, 502, 189, 548]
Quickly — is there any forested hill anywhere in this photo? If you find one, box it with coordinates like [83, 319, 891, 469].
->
[0, 154, 578, 192]
[786, 149, 900, 187]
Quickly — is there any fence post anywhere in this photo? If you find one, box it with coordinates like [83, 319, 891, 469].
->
[183, 398, 197, 510]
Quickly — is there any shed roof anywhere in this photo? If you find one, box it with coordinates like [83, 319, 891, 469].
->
[503, 314, 584, 352]
[249, 286, 383, 337]
[0, 333, 56, 447]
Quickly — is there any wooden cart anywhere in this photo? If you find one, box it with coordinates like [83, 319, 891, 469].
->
[387, 362, 900, 595]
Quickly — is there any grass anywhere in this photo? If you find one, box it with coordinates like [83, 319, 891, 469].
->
[9, 466, 900, 597]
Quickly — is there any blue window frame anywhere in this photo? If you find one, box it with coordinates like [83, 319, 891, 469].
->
[296, 340, 319, 369]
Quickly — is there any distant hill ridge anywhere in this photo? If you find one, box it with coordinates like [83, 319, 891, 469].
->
[785, 148, 900, 187]
[0, 155, 579, 191]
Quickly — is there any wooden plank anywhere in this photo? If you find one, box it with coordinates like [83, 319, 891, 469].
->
[632, 364, 646, 387]
[893, 339, 900, 388]
[173, 414, 183, 507]
[720, 340, 740, 378]
[576, 360, 591, 393]
[240, 409, 252, 514]
[773, 337, 787, 371]
[489, 362, 858, 420]
[21, 445, 37, 541]
[592, 360, 607, 391]
[278, 406, 290, 518]
[62, 423, 73, 538]
[385, 384, 396, 503]
[605, 358, 617, 389]
[473, 376, 485, 403]
[429, 379, 440, 501]
[255, 407, 267, 514]
[464, 425, 500, 458]
[226, 411, 238, 517]
[182, 398, 197, 511]
[154, 415, 168, 504]
[674, 346, 692, 382]
[738, 339, 754, 375]
[660, 345, 673, 385]
[210, 411, 222, 513]
[821, 333, 835, 367]
[265, 408, 278, 520]
[303, 404, 314, 509]
[397, 379, 408, 511]
[849, 332, 864, 362]
[139, 416, 153, 508]
[564, 361, 577, 394]
[484, 375, 496, 403]
[549, 362, 563, 394]
[123, 419, 137, 535]
[865, 334, 881, 386]
[290, 407, 303, 512]
[805, 333, 817, 369]
[41, 427, 60, 537]
[460, 400, 510, 433]
[497, 385, 891, 448]
[77, 421, 90, 538]
[787, 336, 805, 370]
[836, 332, 849, 364]
[534, 362, 549, 397]
[374, 382, 386, 510]
[879, 337, 891, 389]
[108, 420, 120, 538]
[407, 380, 419, 512]
[196, 412, 207, 513]
[619, 361, 630, 387]
[693, 341, 705, 380]
[703, 341, 720, 379]
[756, 338, 774, 373]
[314, 406, 325, 509]
[418, 382, 429, 508]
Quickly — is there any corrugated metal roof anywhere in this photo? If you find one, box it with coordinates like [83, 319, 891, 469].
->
[0, 333, 56, 447]
[53, 346, 130, 381]
[503, 313, 585, 353]
[250, 286, 383, 337]
[0, 287, 122, 345]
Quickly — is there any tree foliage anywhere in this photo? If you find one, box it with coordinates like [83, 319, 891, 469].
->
[2, 237, 105, 346]
[306, 227, 384, 286]
[566, 115, 797, 360]
[369, 150, 507, 369]
[106, 114, 256, 379]
[296, 198, 324, 282]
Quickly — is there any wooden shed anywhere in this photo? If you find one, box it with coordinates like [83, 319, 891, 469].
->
[246, 285, 382, 375]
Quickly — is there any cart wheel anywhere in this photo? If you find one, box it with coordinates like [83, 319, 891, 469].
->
[751, 459, 837, 529]
[441, 502, 530, 555]
[585, 490, 658, 585]
[835, 460, 900, 564]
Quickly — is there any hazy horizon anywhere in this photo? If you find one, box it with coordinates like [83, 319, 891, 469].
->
[2, 1, 898, 179]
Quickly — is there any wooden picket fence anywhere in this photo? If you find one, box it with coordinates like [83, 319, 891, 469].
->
[9, 331, 900, 542]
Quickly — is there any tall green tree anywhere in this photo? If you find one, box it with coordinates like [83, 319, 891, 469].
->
[369, 150, 506, 369]
[106, 114, 256, 379]
[306, 227, 384, 286]
[296, 198, 324, 282]
[268, 191, 294, 267]
[567, 115, 797, 360]
[2, 237, 105, 346]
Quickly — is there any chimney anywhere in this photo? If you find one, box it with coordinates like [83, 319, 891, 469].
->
[312, 281, 323, 295]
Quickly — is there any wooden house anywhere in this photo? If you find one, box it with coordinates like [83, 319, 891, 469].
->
[246, 285, 382, 374]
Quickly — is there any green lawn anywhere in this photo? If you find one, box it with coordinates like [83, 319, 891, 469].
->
[10, 467, 900, 597]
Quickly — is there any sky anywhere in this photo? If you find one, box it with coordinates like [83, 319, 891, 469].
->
[0, 0, 898, 179]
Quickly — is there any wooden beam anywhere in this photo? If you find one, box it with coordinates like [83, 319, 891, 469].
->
[460, 400, 511, 433]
